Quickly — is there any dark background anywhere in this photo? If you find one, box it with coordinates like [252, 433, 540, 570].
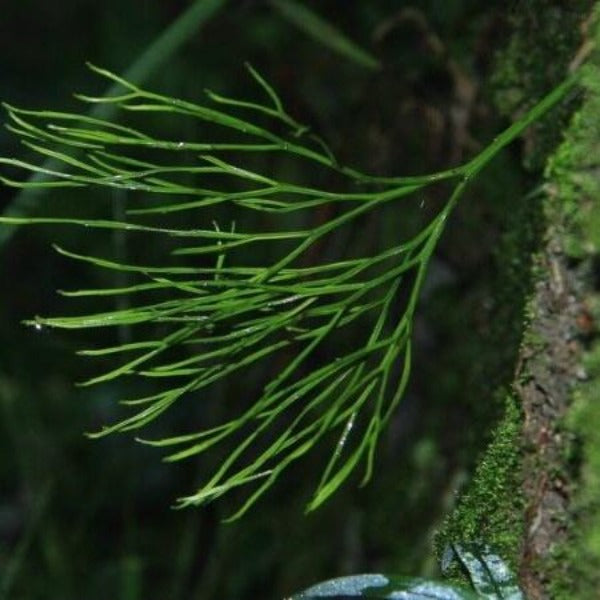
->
[0, 2, 529, 598]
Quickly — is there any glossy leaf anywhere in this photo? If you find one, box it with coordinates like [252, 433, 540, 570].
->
[288, 574, 479, 599]
[288, 544, 523, 600]
[443, 544, 523, 600]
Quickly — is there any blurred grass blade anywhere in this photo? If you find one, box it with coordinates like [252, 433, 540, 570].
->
[269, 0, 381, 71]
[0, 483, 53, 598]
[0, 0, 228, 247]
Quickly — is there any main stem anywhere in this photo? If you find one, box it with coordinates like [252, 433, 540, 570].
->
[402, 69, 580, 344]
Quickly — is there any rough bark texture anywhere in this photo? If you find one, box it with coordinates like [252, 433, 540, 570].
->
[517, 214, 586, 598]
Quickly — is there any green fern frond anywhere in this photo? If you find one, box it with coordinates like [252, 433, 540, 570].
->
[0, 64, 578, 517]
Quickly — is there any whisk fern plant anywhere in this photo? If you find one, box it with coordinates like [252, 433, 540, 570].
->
[0, 63, 579, 518]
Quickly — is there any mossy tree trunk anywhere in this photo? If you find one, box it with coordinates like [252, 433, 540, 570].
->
[437, 3, 600, 598]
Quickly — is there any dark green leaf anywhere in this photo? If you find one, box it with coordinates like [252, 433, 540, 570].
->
[443, 544, 523, 600]
[288, 574, 480, 599]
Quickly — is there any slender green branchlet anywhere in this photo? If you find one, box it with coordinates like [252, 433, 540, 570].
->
[0, 64, 580, 517]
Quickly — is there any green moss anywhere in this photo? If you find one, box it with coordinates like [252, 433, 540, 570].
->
[545, 43, 600, 257]
[548, 350, 600, 597]
[434, 391, 524, 569]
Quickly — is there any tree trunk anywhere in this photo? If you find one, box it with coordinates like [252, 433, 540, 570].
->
[437, 3, 600, 598]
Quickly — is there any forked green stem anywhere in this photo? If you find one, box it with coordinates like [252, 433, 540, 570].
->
[0, 65, 582, 516]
